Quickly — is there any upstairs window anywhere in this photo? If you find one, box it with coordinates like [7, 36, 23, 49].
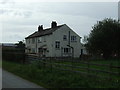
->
[55, 41, 60, 49]
[71, 36, 77, 42]
[28, 39, 30, 44]
[32, 38, 35, 44]
[43, 37, 46, 42]
[27, 39, 30, 44]
[63, 35, 67, 41]
[79, 38, 81, 43]
[38, 37, 42, 43]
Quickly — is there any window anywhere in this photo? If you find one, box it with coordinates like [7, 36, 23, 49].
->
[26, 39, 30, 44]
[32, 38, 35, 44]
[63, 35, 67, 41]
[71, 36, 73, 41]
[79, 38, 81, 43]
[38, 37, 42, 43]
[64, 48, 71, 53]
[55, 41, 60, 49]
[43, 37, 46, 42]
[71, 36, 77, 42]
[28, 39, 30, 44]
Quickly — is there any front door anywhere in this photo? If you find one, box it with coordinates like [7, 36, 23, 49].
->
[38, 48, 47, 57]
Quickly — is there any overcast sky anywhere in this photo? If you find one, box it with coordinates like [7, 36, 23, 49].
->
[0, 0, 119, 43]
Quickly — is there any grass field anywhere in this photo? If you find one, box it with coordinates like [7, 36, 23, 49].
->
[46, 59, 120, 65]
[2, 60, 120, 88]
[38, 59, 120, 78]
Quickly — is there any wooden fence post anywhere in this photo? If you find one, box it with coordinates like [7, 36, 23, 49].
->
[109, 63, 112, 81]
[71, 58, 73, 70]
[87, 60, 90, 77]
[43, 59, 46, 68]
[50, 58, 52, 72]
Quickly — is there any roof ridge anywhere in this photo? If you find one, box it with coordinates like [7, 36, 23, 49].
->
[25, 24, 65, 39]
[43, 24, 64, 31]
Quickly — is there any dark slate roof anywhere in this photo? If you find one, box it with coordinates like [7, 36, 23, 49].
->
[25, 24, 64, 39]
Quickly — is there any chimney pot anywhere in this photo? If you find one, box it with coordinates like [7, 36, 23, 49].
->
[51, 21, 57, 28]
[38, 25, 43, 32]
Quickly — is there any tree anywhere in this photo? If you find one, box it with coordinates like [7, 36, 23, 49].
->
[15, 41, 25, 49]
[15, 41, 25, 63]
[85, 18, 120, 59]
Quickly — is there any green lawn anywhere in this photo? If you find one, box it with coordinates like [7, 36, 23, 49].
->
[2, 60, 120, 88]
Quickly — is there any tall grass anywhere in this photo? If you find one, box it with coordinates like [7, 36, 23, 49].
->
[2, 60, 120, 88]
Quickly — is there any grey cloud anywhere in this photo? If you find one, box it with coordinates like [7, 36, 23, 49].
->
[35, 2, 117, 19]
[0, 9, 4, 14]
[0, 0, 15, 5]
[22, 11, 32, 18]
[2, 34, 24, 43]
[0, 8, 32, 18]
[0, 9, 12, 14]
[0, 0, 10, 4]
[13, 10, 32, 18]
[2, 2, 117, 20]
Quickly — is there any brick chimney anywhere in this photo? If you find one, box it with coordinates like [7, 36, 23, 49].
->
[38, 25, 43, 32]
[51, 21, 57, 28]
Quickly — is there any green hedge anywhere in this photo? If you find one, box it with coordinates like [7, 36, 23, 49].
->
[2, 48, 25, 63]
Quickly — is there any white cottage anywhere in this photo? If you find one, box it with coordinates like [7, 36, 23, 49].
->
[25, 21, 84, 58]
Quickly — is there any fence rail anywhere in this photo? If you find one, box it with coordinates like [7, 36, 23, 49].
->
[26, 54, 120, 79]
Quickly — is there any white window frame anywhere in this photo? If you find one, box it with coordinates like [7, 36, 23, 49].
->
[71, 36, 77, 42]
[63, 48, 71, 54]
[32, 38, 35, 44]
[63, 35, 67, 41]
[55, 41, 60, 49]
[38, 37, 42, 43]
